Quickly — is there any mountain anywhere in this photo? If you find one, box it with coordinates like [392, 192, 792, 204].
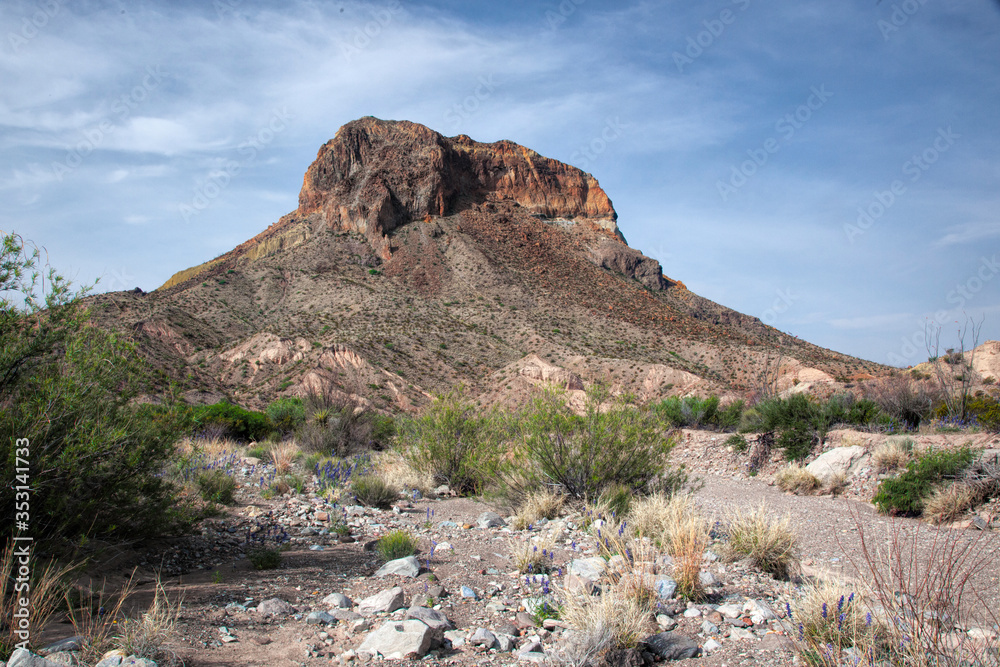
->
[90, 117, 886, 410]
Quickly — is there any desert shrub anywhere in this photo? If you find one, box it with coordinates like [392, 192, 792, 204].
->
[510, 536, 557, 574]
[247, 546, 282, 570]
[746, 395, 821, 461]
[401, 387, 505, 494]
[112, 580, 182, 664]
[871, 436, 914, 472]
[725, 433, 748, 452]
[712, 399, 745, 431]
[651, 395, 719, 428]
[266, 397, 305, 434]
[559, 584, 656, 655]
[295, 392, 393, 456]
[0, 233, 186, 543]
[268, 441, 299, 473]
[196, 469, 236, 504]
[872, 447, 976, 516]
[517, 389, 677, 499]
[352, 474, 399, 509]
[721, 505, 799, 579]
[595, 484, 632, 519]
[376, 530, 417, 561]
[967, 394, 1000, 432]
[862, 374, 936, 430]
[776, 421, 817, 461]
[775, 462, 819, 494]
[190, 401, 273, 442]
[374, 449, 436, 497]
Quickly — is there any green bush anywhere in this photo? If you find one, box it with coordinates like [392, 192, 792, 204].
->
[725, 434, 748, 452]
[968, 395, 1000, 432]
[266, 397, 305, 434]
[872, 447, 976, 516]
[517, 390, 677, 499]
[0, 232, 185, 543]
[196, 470, 236, 504]
[376, 530, 417, 561]
[295, 393, 394, 455]
[401, 388, 504, 494]
[247, 546, 282, 570]
[652, 395, 719, 428]
[352, 475, 399, 509]
[190, 402, 272, 442]
[713, 399, 745, 431]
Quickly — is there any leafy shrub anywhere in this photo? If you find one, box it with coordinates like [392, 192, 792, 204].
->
[247, 546, 282, 570]
[517, 390, 677, 499]
[512, 489, 565, 530]
[967, 395, 1000, 433]
[376, 530, 417, 561]
[296, 392, 395, 455]
[725, 434, 748, 452]
[196, 470, 236, 504]
[352, 475, 399, 509]
[862, 375, 936, 430]
[713, 399, 745, 431]
[872, 447, 976, 516]
[776, 421, 817, 461]
[190, 402, 272, 442]
[721, 505, 799, 579]
[401, 388, 504, 494]
[652, 395, 719, 428]
[266, 397, 305, 434]
[0, 233, 185, 543]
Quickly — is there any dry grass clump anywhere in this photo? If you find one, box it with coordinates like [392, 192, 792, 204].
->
[351, 474, 400, 509]
[824, 471, 848, 496]
[790, 580, 884, 664]
[268, 441, 299, 474]
[775, 462, 820, 494]
[512, 488, 566, 530]
[113, 579, 183, 665]
[1, 543, 75, 657]
[721, 504, 799, 580]
[510, 535, 557, 574]
[558, 585, 657, 659]
[922, 483, 978, 524]
[374, 450, 435, 497]
[628, 492, 701, 554]
[669, 513, 709, 602]
[872, 436, 914, 472]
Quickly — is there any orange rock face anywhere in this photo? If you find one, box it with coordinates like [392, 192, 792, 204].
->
[297, 117, 619, 257]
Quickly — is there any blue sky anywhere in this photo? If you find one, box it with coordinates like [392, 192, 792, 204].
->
[1, 0, 998, 366]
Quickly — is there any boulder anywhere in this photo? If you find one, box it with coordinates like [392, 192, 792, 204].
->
[358, 587, 406, 614]
[256, 598, 294, 616]
[806, 446, 868, 484]
[568, 557, 607, 581]
[375, 555, 421, 578]
[357, 620, 433, 659]
[322, 592, 352, 609]
[644, 632, 700, 660]
[406, 607, 453, 634]
[477, 512, 506, 529]
[469, 628, 497, 648]
[6, 649, 64, 667]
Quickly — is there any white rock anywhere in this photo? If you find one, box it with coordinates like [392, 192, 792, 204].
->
[322, 592, 353, 609]
[357, 620, 433, 658]
[568, 557, 607, 581]
[358, 587, 406, 615]
[805, 446, 868, 484]
[716, 604, 742, 619]
[375, 555, 421, 578]
[256, 598, 294, 616]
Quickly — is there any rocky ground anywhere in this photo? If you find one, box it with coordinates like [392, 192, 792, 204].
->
[12, 427, 1000, 667]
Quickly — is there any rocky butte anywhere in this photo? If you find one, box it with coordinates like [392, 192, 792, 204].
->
[91, 117, 885, 410]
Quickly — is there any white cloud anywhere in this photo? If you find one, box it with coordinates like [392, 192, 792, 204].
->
[828, 313, 914, 330]
[934, 221, 1000, 246]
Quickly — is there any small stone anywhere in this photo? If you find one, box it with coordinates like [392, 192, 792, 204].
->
[406, 607, 453, 633]
[443, 630, 466, 648]
[698, 571, 719, 587]
[701, 620, 719, 635]
[656, 614, 677, 631]
[716, 604, 742, 619]
[495, 634, 515, 652]
[568, 557, 607, 581]
[257, 598, 295, 616]
[515, 612, 537, 629]
[729, 627, 756, 641]
[323, 593, 353, 609]
[333, 609, 363, 622]
[357, 620, 433, 658]
[316, 511, 330, 521]
[375, 556, 421, 578]
[351, 619, 373, 634]
[460, 585, 478, 599]
[682, 607, 702, 618]
[437, 521, 458, 529]
[40, 637, 83, 654]
[703, 638, 722, 653]
[95, 653, 125, 667]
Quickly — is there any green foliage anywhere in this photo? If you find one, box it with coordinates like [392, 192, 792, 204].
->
[967, 395, 1000, 432]
[189, 402, 272, 442]
[532, 600, 561, 625]
[247, 546, 282, 570]
[872, 447, 976, 516]
[196, 470, 236, 504]
[596, 484, 632, 518]
[376, 530, 417, 561]
[776, 421, 817, 461]
[651, 395, 720, 428]
[352, 475, 398, 509]
[294, 393, 394, 456]
[516, 390, 676, 499]
[401, 387, 504, 494]
[714, 399, 745, 430]
[0, 232, 185, 543]
[725, 434, 749, 452]
[266, 397, 305, 434]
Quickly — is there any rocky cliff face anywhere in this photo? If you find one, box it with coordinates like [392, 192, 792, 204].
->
[297, 117, 620, 258]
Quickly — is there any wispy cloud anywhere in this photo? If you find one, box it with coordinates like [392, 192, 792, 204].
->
[934, 221, 1000, 247]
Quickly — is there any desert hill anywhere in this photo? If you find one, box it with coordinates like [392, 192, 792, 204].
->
[89, 117, 886, 410]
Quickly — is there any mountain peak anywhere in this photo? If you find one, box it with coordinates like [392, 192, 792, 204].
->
[296, 117, 621, 258]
